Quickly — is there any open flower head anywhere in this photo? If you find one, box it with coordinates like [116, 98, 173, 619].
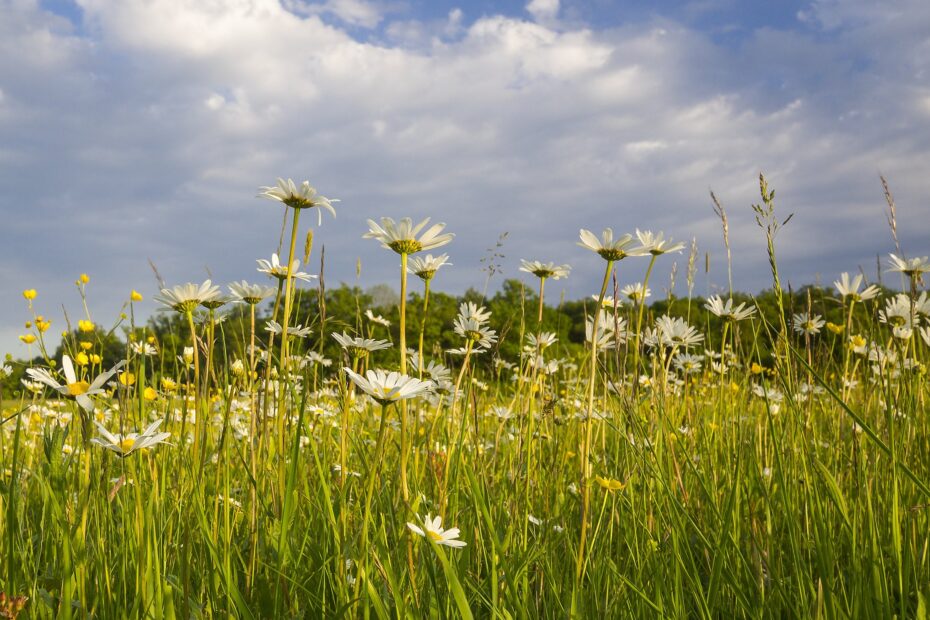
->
[259, 178, 338, 224]
[343, 368, 433, 404]
[229, 281, 277, 305]
[256, 254, 316, 282]
[90, 419, 171, 457]
[26, 355, 125, 413]
[578, 228, 644, 261]
[364, 217, 454, 255]
[519, 259, 571, 280]
[408, 253, 451, 280]
[154, 281, 221, 314]
[407, 513, 466, 548]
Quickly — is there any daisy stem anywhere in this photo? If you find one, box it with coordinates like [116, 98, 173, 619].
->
[632, 255, 658, 388]
[356, 402, 391, 610]
[278, 207, 302, 454]
[186, 310, 202, 468]
[575, 259, 613, 593]
[417, 278, 432, 380]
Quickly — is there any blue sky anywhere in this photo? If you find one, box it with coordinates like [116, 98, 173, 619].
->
[2, 0, 929, 357]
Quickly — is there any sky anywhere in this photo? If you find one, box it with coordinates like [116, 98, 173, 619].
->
[2, 0, 929, 358]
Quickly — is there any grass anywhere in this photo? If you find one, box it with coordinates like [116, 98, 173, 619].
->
[1, 177, 929, 618]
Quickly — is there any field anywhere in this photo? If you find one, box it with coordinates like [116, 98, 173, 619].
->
[2, 176, 929, 618]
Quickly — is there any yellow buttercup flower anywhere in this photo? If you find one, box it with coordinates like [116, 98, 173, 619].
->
[595, 475, 626, 492]
[118, 372, 136, 387]
[36, 317, 51, 333]
[143, 387, 158, 401]
[80, 341, 93, 350]
[89, 354, 102, 364]
[19, 334, 37, 344]
[826, 322, 844, 335]
[22, 289, 37, 301]
[750, 363, 764, 375]
[79, 273, 90, 284]
[161, 377, 178, 392]
[78, 320, 95, 333]
[131, 290, 144, 302]
[74, 352, 90, 366]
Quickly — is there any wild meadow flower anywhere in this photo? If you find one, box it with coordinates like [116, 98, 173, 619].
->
[256, 254, 316, 282]
[342, 368, 433, 405]
[526, 332, 558, 350]
[364, 309, 391, 327]
[577, 228, 644, 261]
[26, 355, 124, 414]
[634, 229, 685, 255]
[90, 419, 171, 457]
[887, 253, 930, 279]
[595, 475, 626, 492]
[673, 353, 703, 374]
[834, 272, 880, 302]
[332, 332, 391, 357]
[586, 314, 620, 350]
[704, 295, 756, 321]
[154, 281, 222, 314]
[364, 217, 454, 255]
[519, 260, 571, 280]
[654, 316, 704, 348]
[229, 281, 277, 305]
[265, 321, 313, 338]
[453, 316, 497, 350]
[408, 253, 451, 281]
[792, 312, 825, 336]
[407, 514, 466, 548]
[259, 178, 338, 225]
[621, 283, 651, 304]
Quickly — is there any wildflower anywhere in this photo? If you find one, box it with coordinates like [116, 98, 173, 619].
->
[342, 368, 433, 405]
[453, 316, 498, 350]
[118, 372, 136, 387]
[621, 283, 651, 304]
[407, 514, 466, 548]
[77, 320, 94, 333]
[154, 281, 222, 314]
[578, 228, 644, 261]
[519, 260, 571, 280]
[143, 387, 158, 401]
[35, 317, 51, 332]
[19, 334, 36, 345]
[130, 290, 144, 302]
[364, 217, 454, 255]
[265, 321, 313, 338]
[673, 353, 703, 374]
[90, 419, 171, 457]
[259, 178, 338, 224]
[228, 281, 276, 305]
[792, 312, 825, 336]
[634, 229, 685, 255]
[79, 273, 90, 284]
[131, 342, 157, 356]
[332, 332, 391, 357]
[887, 254, 930, 279]
[364, 309, 391, 327]
[849, 334, 868, 354]
[22, 289, 37, 301]
[73, 352, 90, 366]
[834, 272, 880, 302]
[231, 360, 245, 376]
[458, 302, 492, 324]
[256, 254, 316, 282]
[654, 316, 704, 348]
[408, 253, 451, 281]
[704, 295, 756, 321]
[25, 355, 124, 413]
[527, 332, 558, 350]
[595, 475, 626, 492]
[161, 377, 179, 392]
[826, 322, 845, 335]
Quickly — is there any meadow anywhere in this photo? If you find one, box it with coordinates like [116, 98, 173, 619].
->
[1, 174, 929, 618]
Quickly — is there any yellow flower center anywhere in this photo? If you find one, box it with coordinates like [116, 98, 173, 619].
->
[120, 437, 136, 453]
[427, 530, 444, 542]
[67, 381, 90, 396]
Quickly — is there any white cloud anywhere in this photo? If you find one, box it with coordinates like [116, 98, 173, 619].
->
[1, 0, 930, 355]
[526, 0, 559, 23]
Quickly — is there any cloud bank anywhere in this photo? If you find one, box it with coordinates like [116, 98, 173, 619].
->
[1, 0, 929, 355]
